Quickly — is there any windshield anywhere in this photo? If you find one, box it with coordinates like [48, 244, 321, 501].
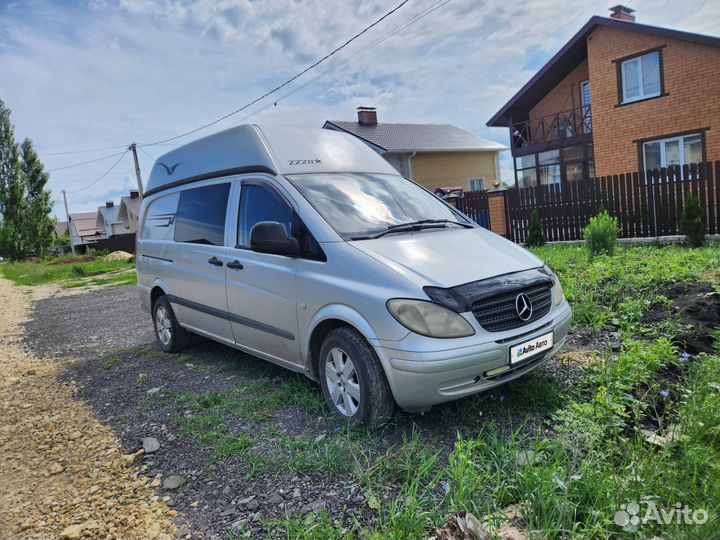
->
[286, 173, 471, 239]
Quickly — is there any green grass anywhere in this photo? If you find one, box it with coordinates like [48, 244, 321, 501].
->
[532, 243, 720, 332]
[0, 255, 136, 287]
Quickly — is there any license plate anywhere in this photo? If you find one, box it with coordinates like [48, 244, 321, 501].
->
[510, 331, 554, 364]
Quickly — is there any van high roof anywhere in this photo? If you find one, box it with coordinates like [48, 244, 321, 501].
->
[145, 124, 398, 196]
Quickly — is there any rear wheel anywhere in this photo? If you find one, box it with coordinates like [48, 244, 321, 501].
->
[152, 296, 191, 353]
[319, 327, 395, 425]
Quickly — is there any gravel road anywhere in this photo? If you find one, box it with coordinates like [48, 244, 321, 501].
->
[25, 286, 154, 359]
[0, 279, 176, 540]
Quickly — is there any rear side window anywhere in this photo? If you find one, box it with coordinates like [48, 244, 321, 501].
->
[237, 184, 293, 247]
[174, 183, 231, 246]
[141, 193, 179, 241]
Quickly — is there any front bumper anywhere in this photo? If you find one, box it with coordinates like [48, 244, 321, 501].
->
[375, 301, 572, 411]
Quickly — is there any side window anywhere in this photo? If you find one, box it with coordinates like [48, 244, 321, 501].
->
[141, 193, 179, 241]
[237, 184, 293, 247]
[174, 183, 231, 246]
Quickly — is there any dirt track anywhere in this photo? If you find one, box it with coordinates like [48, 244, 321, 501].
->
[0, 278, 177, 540]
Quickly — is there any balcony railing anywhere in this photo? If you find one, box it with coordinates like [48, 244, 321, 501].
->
[511, 105, 592, 150]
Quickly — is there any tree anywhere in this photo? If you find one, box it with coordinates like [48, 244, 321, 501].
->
[0, 98, 26, 260]
[525, 209, 546, 247]
[0, 99, 56, 259]
[20, 138, 56, 256]
[678, 192, 707, 248]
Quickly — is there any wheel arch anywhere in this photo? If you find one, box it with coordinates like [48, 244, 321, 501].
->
[305, 305, 380, 380]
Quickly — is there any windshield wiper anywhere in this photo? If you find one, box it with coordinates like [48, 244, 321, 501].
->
[352, 219, 473, 240]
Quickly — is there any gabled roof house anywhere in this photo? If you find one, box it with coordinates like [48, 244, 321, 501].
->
[488, 6, 720, 187]
[324, 107, 507, 191]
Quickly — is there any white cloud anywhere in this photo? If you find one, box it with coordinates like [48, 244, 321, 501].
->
[0, 0, 716, 216]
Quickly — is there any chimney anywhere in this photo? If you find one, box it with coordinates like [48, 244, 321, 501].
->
[609, 5, 636, 22]
[357, 106, 377, 126]
[129, 190, 139, 199]
[105, 201, 114, 208]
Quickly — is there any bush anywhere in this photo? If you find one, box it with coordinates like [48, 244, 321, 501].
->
[525, 210, 546, 247]
[678, 192, 707, 247]
[71, 264, 85, 277]
[583, 211, 620, 256]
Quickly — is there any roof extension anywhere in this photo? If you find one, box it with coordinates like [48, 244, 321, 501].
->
[145, 125, 398, 196]
[324, 120, 507, 153]
[487, 16, 720, 127]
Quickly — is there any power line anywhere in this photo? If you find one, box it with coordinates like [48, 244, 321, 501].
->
[66, 150, 129, 194]
[40, 144, 128, 157]
[232, 0, 452, 124]
[48, 150, 127, 173]
[137, 146, 156, 161]
[140, 0, 411, 147]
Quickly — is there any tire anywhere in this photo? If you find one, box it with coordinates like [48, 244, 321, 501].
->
[318, 327, 395, 426]
[152, 295, 192, 353]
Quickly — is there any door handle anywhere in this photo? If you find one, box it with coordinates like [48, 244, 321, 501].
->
[208, 257, 223, 267]
[226, 260, 244, 270]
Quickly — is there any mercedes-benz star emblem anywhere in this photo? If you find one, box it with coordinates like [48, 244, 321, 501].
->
[515, 293, 533, 321]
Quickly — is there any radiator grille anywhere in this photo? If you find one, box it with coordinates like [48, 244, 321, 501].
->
[471, 283, 552, 332]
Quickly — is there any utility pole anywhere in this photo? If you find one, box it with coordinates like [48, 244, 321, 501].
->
[128, 143, 144, 197]
[61, 190, 75, 255]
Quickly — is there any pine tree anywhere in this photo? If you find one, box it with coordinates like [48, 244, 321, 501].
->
[525, 209, 546, 247]
[20, 138, 56, 256]
[0, 98, 27, 260]
[678, 192, 707, 248]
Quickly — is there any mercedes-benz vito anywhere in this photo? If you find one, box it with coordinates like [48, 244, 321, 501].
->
[137, 125, 571, 424]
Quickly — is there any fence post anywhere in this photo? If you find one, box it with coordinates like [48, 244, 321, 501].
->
[487, 188, 509, 238]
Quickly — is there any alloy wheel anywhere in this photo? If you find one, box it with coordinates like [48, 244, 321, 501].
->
[155, 305, 172, 346]
[325, 347, 360, 416]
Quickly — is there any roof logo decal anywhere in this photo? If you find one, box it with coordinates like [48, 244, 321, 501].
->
[158, 162, 181, 175]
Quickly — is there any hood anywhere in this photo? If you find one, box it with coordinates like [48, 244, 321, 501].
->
[349, 227, 542, 288]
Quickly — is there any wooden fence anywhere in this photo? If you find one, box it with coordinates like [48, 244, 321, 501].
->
[502, 162, 720, 243]
[456, 189, 490, 228]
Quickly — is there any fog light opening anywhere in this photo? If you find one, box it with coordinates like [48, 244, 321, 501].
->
[484, 365, 511, 379]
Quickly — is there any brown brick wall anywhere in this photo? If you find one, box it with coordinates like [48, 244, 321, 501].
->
[410, 151, 500, 190]
[529, 58, 589, 125]
[488, 192, 507, 236]
[587, 26, 720, 176]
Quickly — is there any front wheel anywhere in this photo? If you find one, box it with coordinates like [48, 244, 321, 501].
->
[318, 327, 395, 425]
[152, 296, 191, 353]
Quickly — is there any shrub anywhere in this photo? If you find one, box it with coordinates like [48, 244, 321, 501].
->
[525, 210, 546, 247]
[678, 192, 707, 247]
[71, 264, 85, 277]
[583, 211, 620, 256]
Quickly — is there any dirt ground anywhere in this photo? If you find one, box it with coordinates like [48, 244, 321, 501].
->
[0, 278, 177, 540]
[20, 283, 587, 538]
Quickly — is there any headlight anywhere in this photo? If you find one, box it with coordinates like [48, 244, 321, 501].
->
[387, 299, 475, 338]
[543, 263, 565, 306]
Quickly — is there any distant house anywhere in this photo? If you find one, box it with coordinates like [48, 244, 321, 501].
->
[118, 190, 142, 233]
[55, 221, 68, 238]
[487, 6, 720, 187]
[323, 107, 507, 191]
[69, 212, 106, 249]
[96, 201, 124, 237]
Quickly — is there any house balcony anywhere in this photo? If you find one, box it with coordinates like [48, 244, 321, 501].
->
[511, 106, 592, 153]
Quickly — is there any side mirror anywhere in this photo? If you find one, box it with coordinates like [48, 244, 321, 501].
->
[249, 221, 298, 257]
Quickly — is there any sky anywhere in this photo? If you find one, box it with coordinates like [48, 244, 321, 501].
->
[1, 0, 717, 217]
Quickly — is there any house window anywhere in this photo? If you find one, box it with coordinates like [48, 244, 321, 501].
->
[620, 51, 661, 104]
[468, 178, 485, 191]
[538, 150, 561, 185]
[515, 155, 536, 188]
[642, 133, 703, 172]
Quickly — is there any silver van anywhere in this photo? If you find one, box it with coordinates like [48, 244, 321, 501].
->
[137, 125, 571, 424]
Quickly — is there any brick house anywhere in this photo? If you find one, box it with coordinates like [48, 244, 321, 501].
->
[487, 6, 720, 188]
[323, 107, 507, 191]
